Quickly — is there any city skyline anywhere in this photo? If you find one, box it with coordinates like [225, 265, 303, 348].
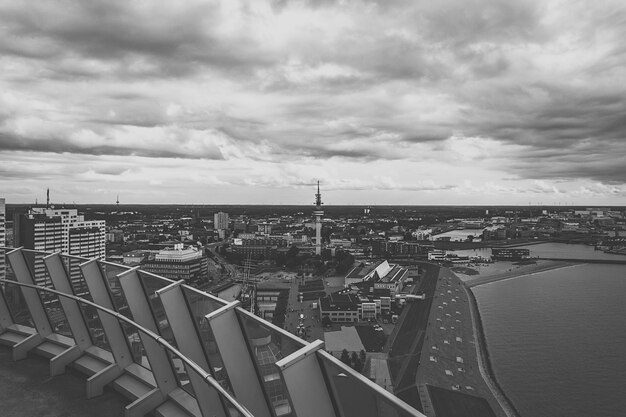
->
[1, 1, 626, 205]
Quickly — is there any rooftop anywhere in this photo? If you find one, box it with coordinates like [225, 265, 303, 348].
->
[0, 347, 126, 417]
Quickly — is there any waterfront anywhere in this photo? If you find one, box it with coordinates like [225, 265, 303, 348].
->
[454, 242, 626, 262]
[513, 242, 626, 261]
[473, 263, 626, 417]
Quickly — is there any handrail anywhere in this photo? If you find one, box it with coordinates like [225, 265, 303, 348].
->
[237, 306, 308, 347]
[97, 259, 133, 270]
[135, 268, 177, 286]
[1, 247, 425, 416]
[318, 350, 423, 416]
[0, 277, 254, 417]
[177, 284, 229, 307]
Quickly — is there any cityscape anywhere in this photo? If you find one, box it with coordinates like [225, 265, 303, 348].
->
[1, 191, 626, 416]
[2, 1, 626, 417]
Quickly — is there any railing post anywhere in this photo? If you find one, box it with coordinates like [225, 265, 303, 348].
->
[80, 259, 133, 368]
[43, 253, 92, 350]
[6, 248, 51, 337]
[0, 283, 14, 332]
[275, 340, 337, 417]
[206, 302, 272, 417]
[117, 268, 177, 399]
[155, 280, 227, 417]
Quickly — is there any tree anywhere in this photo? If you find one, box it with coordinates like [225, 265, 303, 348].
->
[359, 349, 366, 365]
[322, 315, 332, 328]
[335, 251, 355, 274]
[285, 245, 300, 270]
[340, 349, 351, 366]
[351, 351, 363, 372]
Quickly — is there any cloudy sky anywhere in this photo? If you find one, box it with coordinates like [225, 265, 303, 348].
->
[1, 0, 625, 205]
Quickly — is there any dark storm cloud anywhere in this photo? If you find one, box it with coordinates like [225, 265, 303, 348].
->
[448, 80, 626, 182]
[0, 132, 224, 160]
[0, 1, 273, 80]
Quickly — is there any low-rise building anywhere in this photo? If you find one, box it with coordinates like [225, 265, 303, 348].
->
[428, 250, 447, 261]
[491, 247, 530, 261]
[373, 264, 408, 297]
[319, 291, 360, 323]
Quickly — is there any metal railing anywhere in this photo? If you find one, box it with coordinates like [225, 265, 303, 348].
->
[0, 276, 255, 417]
[0, 246, 424, 417]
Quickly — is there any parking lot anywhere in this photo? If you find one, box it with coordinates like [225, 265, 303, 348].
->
[415, 267, 506, 417]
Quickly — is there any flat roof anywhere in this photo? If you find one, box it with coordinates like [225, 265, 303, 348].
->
[0, 347, 127, 417]
[320, 292, 360, 311]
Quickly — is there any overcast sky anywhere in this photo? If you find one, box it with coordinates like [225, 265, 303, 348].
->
[1, 0, 625, 205]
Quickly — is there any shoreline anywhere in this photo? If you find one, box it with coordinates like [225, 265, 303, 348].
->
[463, 281, 521, 417]
[464, 260, 581, 288]
[415, 266, 513, 417]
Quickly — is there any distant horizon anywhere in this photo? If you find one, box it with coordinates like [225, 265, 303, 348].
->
[5, 201, 624, 209]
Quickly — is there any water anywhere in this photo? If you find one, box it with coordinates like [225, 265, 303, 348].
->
[513, 242, 626, 261]
[473, 263, 626, 417]
[453, 242, 626, 261]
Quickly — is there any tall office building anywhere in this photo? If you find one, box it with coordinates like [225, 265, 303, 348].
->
[15, 207, 105, 294]
[214, 211, 229, 239]
[0, 198, 5, 283]
[214, 211, 229, 230]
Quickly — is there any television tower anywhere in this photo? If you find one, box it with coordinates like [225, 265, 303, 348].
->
[313, 181, 324, 256]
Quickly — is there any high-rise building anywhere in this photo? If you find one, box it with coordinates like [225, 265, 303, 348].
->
[313, 181, 324, 256]
[15, 207, 105, 293]
[214, 211, 229, 239]
[15, 210, 64, 287]
[214, 211, 229, 230]
[0, 198, 5, 283]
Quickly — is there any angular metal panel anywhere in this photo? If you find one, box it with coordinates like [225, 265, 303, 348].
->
[157, 281, 227, 417]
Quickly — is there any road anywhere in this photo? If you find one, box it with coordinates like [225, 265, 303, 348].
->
[282, 277, 325, 342]
[206, 243, 239, 278]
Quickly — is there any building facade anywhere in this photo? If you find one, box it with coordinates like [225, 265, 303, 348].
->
[491, 247, 531, 260]
[214, 211, 229, 230]
[14, 207, 106, 296]
[143, 243, 209, 285]
[0, 198, 5, 282]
